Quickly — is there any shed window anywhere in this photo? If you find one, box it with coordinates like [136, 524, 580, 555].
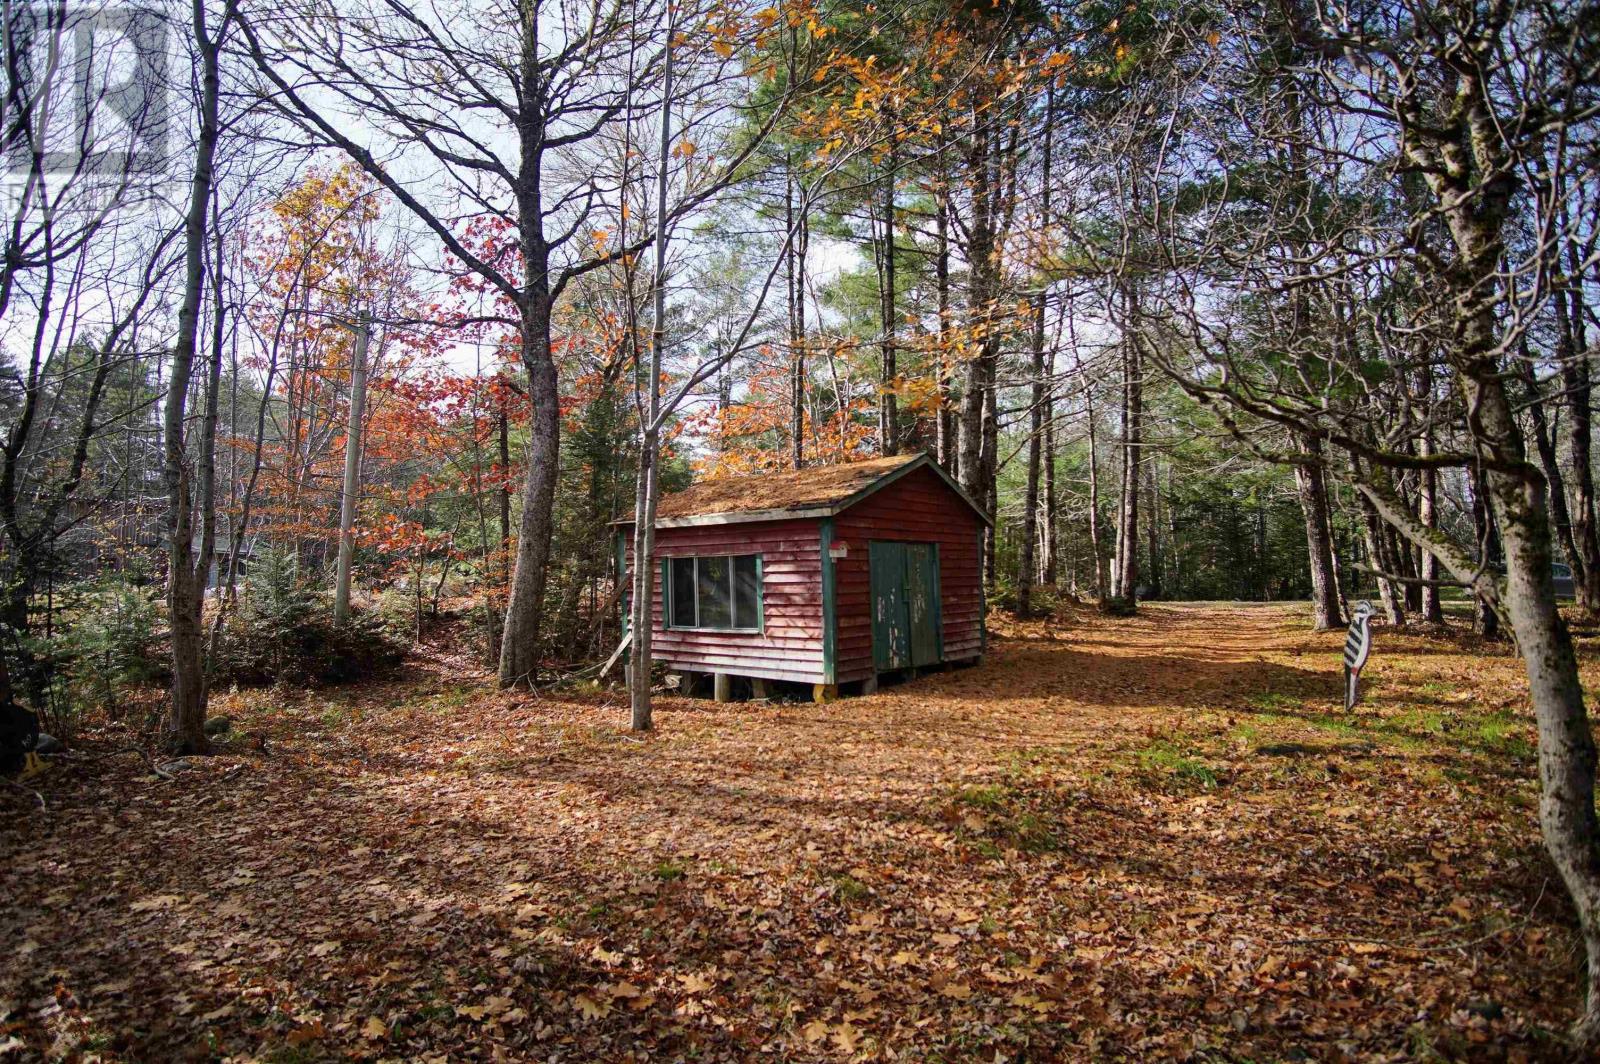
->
[667, 554, 761, 631]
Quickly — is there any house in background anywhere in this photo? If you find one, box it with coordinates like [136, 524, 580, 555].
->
[615, 452, 990, 701]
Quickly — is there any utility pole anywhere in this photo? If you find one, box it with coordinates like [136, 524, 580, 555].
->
[334, 313, 371, 624]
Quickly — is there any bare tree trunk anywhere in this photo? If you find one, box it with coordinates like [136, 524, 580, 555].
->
[1417, 82, 1600, 1030]
[934, 174, 955, 475]
[1549, 160, 1600, 614]
[1326, 480, 1347, 615]
[1394, 520, 1422, 613]
[1085, 384, 1109, 602]
[1145, 456, 1161, 600]
[1557, 287, 1600, 614]
[333, 316, 370, 625]
[1470, 466, 1503, 638]
[1357, 491, 1404, 627]
[1113, 311, 1141, 602]
[1523, 353, 1581, 574]
[1042, 325, 1058, 586]
[478, 383, 510, 662]
[877, 132, 897, 457]
[629, 11, 674, 732]
[163, 0, 233, 755]
[498, 295, 560, 686]
[1419, 432, 1445, 624]
[498, 7, 559, 688]
[1295, 435, 1343, 630]
[1019, 285, 1044, 617]
[982, 374, 997, 586]
[1018, 86, 1053, 617]
[1468, 371, 1600, 1046]
[957, 116, 991, 503]
[786, 160, 807, 470]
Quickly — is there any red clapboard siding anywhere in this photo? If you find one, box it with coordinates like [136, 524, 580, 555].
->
[622, 518, 827, 684]
[832, 464, 985, 682]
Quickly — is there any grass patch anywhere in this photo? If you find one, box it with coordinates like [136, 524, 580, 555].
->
[829, 874, 870, 902]
[652, 860, 686, 882]
[1136, 739, 1221, 791]
[1476, 712, 1535, 757]
[318, 702, 352, 727]
[1242, 690, 1366, 740]
[946, 775, 1071, 854]
[953, 783, 1010, 810]
[1390, 708, 1446, 735]
[1010, 813, 1058, 853]
[413, 684, 481, 715]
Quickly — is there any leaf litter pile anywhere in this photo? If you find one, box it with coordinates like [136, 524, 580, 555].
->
[1, 603, 1589, 1060]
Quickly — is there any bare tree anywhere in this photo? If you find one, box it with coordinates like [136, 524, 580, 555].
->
[0, 0, 182, 702]
[163, 0, 238, 753]
[241, 0, 809, 686]
[623, 4, 855, 729]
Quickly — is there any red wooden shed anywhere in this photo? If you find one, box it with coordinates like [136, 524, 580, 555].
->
[616, 452, 991, 699]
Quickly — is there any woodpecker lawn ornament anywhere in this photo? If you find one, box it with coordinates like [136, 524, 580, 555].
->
[1343, 600, 1375, 710]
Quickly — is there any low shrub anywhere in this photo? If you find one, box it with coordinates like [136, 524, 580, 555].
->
[1099, 596, 1138, 617]
[12, 573, 164, 736]
[65, 576, 163, 709]
[214, 548, 404, 687]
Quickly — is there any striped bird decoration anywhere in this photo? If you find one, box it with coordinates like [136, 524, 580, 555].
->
[1343, 600, 1375, 711]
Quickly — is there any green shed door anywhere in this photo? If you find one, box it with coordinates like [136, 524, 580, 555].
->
[905, 543, 941, 668]
[870, 541, 909, 671]
[870, 541, 941, 672]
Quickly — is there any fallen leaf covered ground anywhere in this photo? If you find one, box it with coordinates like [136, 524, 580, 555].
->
[1, 602, 1592, 1061]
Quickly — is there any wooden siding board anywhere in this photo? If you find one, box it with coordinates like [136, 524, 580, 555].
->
[621, 517, 826, 681]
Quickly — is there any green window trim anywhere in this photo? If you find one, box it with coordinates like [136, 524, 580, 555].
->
[618, 531, 630, 634]
[664, 553, 764, 633]
[820, 519, 837, 684]
[978, 525, 988, 652]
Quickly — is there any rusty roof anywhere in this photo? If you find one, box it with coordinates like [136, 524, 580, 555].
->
[617, 452, 992, 527]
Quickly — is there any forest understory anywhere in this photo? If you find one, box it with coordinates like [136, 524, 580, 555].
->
[0, 602, 1584, 1062]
